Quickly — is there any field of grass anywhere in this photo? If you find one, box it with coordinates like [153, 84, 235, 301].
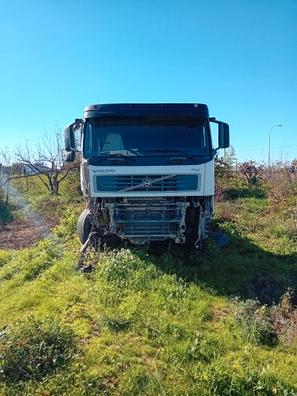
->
[0, 174, 297, 395]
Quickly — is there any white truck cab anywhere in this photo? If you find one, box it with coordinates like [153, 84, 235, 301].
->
[64, 103, 229, 248]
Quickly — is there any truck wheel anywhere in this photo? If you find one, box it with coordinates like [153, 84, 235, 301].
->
[77, 209, 92, 244]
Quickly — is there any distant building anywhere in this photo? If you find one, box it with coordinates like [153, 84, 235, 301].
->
[21, 164, 51, 176]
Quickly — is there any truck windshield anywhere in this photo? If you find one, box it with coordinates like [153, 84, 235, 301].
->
[83, 117, 211, 160]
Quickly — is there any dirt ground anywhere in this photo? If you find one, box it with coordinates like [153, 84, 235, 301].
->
[0, 218, 56, 250]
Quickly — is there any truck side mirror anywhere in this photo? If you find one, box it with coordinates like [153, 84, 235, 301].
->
[64, 124, 76, 151]
[218, 122, 230, 148]
[64, 150, 75, 163]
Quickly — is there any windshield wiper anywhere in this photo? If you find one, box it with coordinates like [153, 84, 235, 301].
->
[127, 148, 144, 156]
[88, 153, 136, 164]
[144, 148, 197, 162]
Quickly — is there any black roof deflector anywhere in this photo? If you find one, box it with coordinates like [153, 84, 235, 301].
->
[84, 103, 209, 119]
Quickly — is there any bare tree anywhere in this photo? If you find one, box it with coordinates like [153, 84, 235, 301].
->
[15, 130, 78, 195]
[239, 161, 265, 187]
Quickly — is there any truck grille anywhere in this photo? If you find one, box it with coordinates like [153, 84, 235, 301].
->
[123, 223, 177, 238]
[96, 174, 198, 192]
[106, 200, 188, 243]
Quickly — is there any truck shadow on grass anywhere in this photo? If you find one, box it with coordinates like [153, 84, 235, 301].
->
[148, 234, 297, 306]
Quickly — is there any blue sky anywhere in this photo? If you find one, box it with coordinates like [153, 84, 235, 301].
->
[0, 0, 296, 162]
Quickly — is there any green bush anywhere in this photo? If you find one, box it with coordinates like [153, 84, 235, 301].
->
[28, 194, 64, 217]
[54, 208, 80, 238]
[0, 250, 12, 268]
[0, 202, 14, 223]
[234, 299, 278, 346]
[0, 317, 77, 383]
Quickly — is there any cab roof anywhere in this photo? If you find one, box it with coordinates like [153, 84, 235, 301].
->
[84, 103, 209, 119]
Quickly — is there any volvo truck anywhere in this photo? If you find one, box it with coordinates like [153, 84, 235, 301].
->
[64, 103, 229, 249]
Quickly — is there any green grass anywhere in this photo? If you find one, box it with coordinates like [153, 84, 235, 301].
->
[0, 179, 296, 395]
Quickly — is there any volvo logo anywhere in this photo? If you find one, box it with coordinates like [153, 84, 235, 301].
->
[143, 178, 153, 187]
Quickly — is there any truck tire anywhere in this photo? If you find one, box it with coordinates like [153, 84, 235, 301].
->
[77, 209, 92, 244]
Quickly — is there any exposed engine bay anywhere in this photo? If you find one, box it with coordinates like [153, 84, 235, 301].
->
[82, 196, 213, 247]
